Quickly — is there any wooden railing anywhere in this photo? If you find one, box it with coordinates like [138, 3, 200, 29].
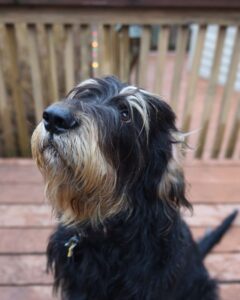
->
[0, 4, 239, 160]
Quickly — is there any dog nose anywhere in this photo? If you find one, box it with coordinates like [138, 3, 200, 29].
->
[43, 105, 77, 134]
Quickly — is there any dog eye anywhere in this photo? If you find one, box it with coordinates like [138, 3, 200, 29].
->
[120, 110, 130, 122]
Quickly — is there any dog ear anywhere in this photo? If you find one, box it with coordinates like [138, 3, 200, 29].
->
[158, 131, 192, 213]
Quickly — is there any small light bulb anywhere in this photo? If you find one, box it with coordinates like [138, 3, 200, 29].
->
[92, 62, 99, 68]
[92, 41, 98, 48]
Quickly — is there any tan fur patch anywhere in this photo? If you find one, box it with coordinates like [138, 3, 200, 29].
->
[158, 131, 185, 210]
[31, 114, 127, 226]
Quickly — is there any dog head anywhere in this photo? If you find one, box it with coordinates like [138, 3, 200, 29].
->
[32, 76, 191, 226]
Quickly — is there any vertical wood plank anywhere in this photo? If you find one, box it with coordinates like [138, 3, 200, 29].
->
[182, 24, 207, 133]
[80, 24, 91, 80]
[154, 25, 170, 95]
[52, 24, 65, 97]
[15, 23, 33, 110]
[27, 24, 44, 123]
[94, 25, 103, 77]
[170, 25, 188, 111]
[5, 24, 29, 156]
[195, 26, 226, 159]
[64, 24, 75, 93]
[35, 24, 50, 107]
[102, 25, 112, 76]
[0, 53, 15, 156]
[211, 27, 240, 158]
[111, 26, 120, 78]
[46, 24, 59, 102]
[138, 25, 151, 88]
[119, 25, 130, 82]
[225, 100, 240, 158]
[97, 24, 114, 78]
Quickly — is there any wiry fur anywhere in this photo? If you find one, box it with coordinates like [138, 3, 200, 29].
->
[32, 76, 222, 300]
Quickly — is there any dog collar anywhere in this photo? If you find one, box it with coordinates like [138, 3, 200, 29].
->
[64, 234, 81, 258]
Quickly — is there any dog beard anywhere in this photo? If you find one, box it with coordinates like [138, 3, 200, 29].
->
[31, 115, 127, 226]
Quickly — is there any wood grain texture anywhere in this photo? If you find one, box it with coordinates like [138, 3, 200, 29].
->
[0, 204, 238, 227]
[3, 24, 30, 156]
[119, 26, 130, 82]
[0, 227, 239, 254]
[0, 228, 52, 253]
[80, 24, 91, 80]
[0, 204, 54, 227]
[1, 284, 239, 300]
[195, 26, 227, 159]
[1, 0, 240, 9]
[211, 27, 240, 158]
[154, 25, 170, 94]
[64, 24, 75, 94]
[170, 25, 188, 111]
[0, 255, 52, 284]
[182, 24, 207, 132]
[225, 100, 240, 158]
[0, 50, 15, 156]
[27, 24, 44, 123]
[138, 25, 151, 88]
[0, 286, 54, 300]
[46, 24, 59, 102]
[1, 8, 240, 25]
[0, 253, 239, 284]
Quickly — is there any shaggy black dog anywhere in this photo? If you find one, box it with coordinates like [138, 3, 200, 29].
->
[31, 76, 237, 300]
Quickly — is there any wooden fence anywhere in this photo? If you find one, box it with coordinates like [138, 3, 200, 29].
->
[0, 6, 239, 160]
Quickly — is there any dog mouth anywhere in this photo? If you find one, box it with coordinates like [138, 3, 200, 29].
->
[38, 132, 65, 163]
[41, 135, 58, 154]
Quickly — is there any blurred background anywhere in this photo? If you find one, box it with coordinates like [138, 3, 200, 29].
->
[0, 0, 239, 299]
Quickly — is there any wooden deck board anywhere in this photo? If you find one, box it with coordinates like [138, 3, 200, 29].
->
[0, 159, 239, 299]
[0, 253, 239, 284]
[1, 285, 238, 300]
[1, 227, 239, 254]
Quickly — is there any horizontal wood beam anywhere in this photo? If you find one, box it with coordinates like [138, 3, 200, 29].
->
[1, 0, 240, 10]
[0, 8, 240, 25]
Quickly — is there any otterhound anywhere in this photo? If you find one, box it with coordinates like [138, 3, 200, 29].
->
[32, 76, 237, 300]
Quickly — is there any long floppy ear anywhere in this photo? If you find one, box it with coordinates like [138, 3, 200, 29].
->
[158, 131, 192, 212]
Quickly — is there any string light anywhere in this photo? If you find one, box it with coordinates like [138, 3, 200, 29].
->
[92, 62, 99, 69]
[92, 41, 98, 48]
[92, 27, 99, 72]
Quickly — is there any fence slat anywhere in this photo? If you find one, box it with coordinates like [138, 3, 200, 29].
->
[35, 24, 51, 107]
[195, 26, 226, 159]
[64, 24, 75, 94]
[102, 25, 112, 76]
[98, 25, 114, 76]
[27, 24, 44, 123]
[182, 24, 207, 133]
[211, 27, 240, 158]
[94, 25, 103, 77]
[111, 26, 120, 78]
[138, 25, 151, 88]
[170, 25, 188, 111]
[119, 25, 130, 82]
[154, 25, 170, 95]
[4, 24, 30, 156]
[80, 24, 91, 80]
[0, 54, 15, 156]
[225, 100, 240, 158]
[15, 23, 33, 109]
[46, 24, 59, 102]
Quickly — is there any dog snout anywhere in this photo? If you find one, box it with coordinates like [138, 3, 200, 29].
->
[43, 105, 77, 134]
